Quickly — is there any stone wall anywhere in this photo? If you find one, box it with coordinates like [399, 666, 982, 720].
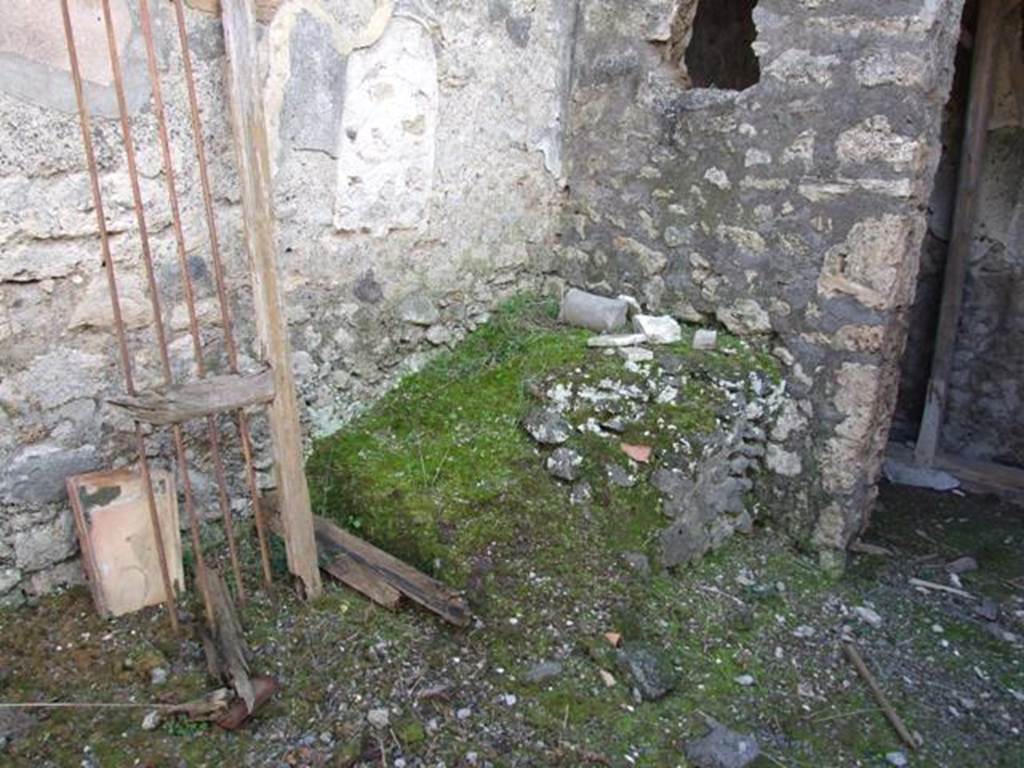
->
[0, 0, 574, 603]
[552, 0, 967, 563]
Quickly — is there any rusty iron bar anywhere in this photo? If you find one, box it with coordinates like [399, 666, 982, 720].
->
[59, 0, 180, 634]
[136, 0, 247, 605]
[99, 0, 215, 627]
[170, 0, 274, 585]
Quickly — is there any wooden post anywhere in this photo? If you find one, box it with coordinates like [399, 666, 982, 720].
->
[221, 0, 321, 597]
[915, 0, 1004, 467]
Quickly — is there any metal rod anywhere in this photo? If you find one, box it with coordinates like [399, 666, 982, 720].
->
[170, 0, 273, 585]
[136, 0, 246, 604]
[60, 0, 179, 633]
[99, 0, 214, 627]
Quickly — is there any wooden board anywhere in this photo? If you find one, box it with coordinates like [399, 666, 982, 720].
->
[915, 0, 1004, 466]
[67, 467, 184, 617]
[221, 0, 321, 598]
[108, 369, 274, 425]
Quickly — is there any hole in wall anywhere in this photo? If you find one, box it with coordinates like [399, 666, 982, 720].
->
[666, 0, 761, 91]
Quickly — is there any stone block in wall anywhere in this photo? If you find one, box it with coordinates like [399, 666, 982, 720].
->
[818, 216, 919, 311]
[1, 443, 98, 507]
[10, 506, 78, 572]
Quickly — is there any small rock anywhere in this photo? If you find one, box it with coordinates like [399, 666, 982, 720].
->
[397, 294, 440, 326]
[141, 711, 162, 731]
[974, 598, 999, 622]
[455, 707, 472, 720]
[524, 661, 563, 684]
[684, 721, 760, 768]
[149, 667, 169, 686]
[546, 448, 583, 482]
[599, 669, 617, 687]
[606, 463, 636, 488]
[600, 418, 626, 434]
[616, 646, 675, 702]
[570, 482, 593, 505]
[853, 606, 883, 628]
[617, 346, 654, 363]
[633, 314, 682, 345]
[367, 708, 390, 728]
[425, 325, 452, 346]
[792, 625, 815, 639]
[524, 408, 572, 445]
[946, 556, 978, 575]
[620, 443, 653, 464]
[734, 674, 755, 687]
[623, 552, 651, 578]
[587, 333, 647, 348]
[693, 329, 718, 351]
[886, 751, 908, 767]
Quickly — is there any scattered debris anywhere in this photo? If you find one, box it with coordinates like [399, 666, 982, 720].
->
[909, 577, 977, 601]
[849, 540, 894, 557]
[604, 632, 623, 648]
[620, 443, 653, 464]
[524, 407, 573, 445]
[633, 314, 682, 344]
[974, 598, 1000, 622]
[684, 720, 760, 768]
[559, 289, 629, 332]
[213, 676, 279, 731]
[606, 464, 636, 489]
[141, 710, 162, 731]
[853, 606, 883, 628]
[367, 708, 390, 728]
[692, 329, 718, 351]
[841, 641, 919, 750]
[617, 346, 655, 363]
[524, 661, 564, 685]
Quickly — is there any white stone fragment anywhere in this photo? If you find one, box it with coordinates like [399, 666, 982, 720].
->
[587, 333, 647, 349]
[633, 314, 682, 345]
[693, 329, 718, 351]
[618, 347, 654, 363]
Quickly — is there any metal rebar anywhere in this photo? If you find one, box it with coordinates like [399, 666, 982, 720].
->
[136, 0, 247, 604]
[60, 0, 179, 633]
[170, 0, 273, 585]
[99, 0, 214, 627]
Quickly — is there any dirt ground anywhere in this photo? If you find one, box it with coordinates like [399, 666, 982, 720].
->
[1, 301, 1022, 767]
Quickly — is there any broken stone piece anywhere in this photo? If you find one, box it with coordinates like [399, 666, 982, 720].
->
[570, 482, 593, 505]
[606, 463, 636, 488]
[587, 333, 647, 348]
[621, 443, 653, 464]
[853, 605, 883, 628]
[945, 556, 978, 575]
[367, 708, 390, 728]
[693, 329, 718, 351]
[524, 660, 563, 684]
[633, 314, 682, 344]
[523, 408, 572, 445]
[684, 721, 760, 768]
[617, 346, 654, 363]
[546, 448, 583, 482]
[396, 294, 441, 326]
[559, 289, 629, 332]
[616, 646, 675, 702]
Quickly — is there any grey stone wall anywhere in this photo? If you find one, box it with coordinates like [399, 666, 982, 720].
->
[552, 0, 967, 561]
[0, 0, 573, 603]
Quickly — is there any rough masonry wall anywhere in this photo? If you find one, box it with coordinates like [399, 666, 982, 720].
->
[0, 0, 573, 603]
[554, 0, 966, 561]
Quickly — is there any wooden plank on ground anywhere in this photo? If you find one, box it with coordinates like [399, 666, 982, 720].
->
[221, 0, 321, 599]
[915, 0, 1004, 466]
[311, 515, 471, 627]
[108, 369, 274, 425]
[936, 453, 1024, 500]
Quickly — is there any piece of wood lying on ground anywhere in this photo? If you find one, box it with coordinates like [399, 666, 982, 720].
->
[935, 453, 1024, 500]
[841, 640, 920, 750]
[848, 540, 894, 557]
[200, 570, 255, 713]
[222, 0, 322, 599]
[264, 507, 402, 610]
[908, 577, 978, 600]
[107, 369, 274, 426]
[67, 467, 184, 617]
[213, 676, 279, 730]
[265, 499, 469, 625]
[311, 515, 470, 626]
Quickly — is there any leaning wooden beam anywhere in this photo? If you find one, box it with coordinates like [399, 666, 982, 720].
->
[221, 0, 321, 598]
[915, 0, 1004, 466]
[201, 570, 255, 713]
[108, 369, 275, 425]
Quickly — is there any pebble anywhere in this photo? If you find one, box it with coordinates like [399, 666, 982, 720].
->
[141, 711, 162, 731]
[456, 707, 472, 720]
[149, 667, 169, 686]
[734, 674, 756, 687]
[853, 606, 883, 628]
[367, 708, 390, 728]
[617, 346, 655, 363]
[693, 329, 719, 351]
[886, 751, 908, 767]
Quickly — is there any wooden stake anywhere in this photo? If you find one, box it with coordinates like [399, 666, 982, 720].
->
[220, 0, 321, 598]
[841, 641, 919, 750]
[915, 0, 1004, 466]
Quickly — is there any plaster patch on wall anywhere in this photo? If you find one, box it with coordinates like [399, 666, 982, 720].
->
[818, 215, 917, 310]
[333, 16, 439, 236]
